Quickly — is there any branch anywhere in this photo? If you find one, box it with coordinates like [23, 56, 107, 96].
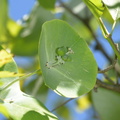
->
[51, 98, 74, 112]
[96, 79, 120, 93]
[58, 0, 112, 63]
[98, 58, 117, 73]
[98, 18, 120, 60]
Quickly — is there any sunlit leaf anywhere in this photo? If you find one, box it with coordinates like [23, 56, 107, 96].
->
[92, 88, 120, 120]
[0, 46, 58, 120]
[0, 48, 13, 67]
[0, 104, 9, 118]
[0, 71, 24, 78]
[82, 0, 105, 18]
[7, 19, 23, 37]
[39, 19, 97, 98]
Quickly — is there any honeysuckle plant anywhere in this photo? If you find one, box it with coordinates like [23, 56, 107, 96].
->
[0, 0, 120, 120]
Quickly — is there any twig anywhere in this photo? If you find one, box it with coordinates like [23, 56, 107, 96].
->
[98, 18, 120, 60]
[96, 79, 120, 93]
[31, 76, 43, 96]
[51, 98, 74, 112]
[103, 73, 115, 84]
[58, 0, 112, 63]
[98, 58, 117, 73]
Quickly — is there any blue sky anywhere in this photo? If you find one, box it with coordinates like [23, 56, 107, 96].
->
[9, 0, 36, 21]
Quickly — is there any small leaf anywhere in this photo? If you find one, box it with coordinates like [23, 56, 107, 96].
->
[39, 19, 97, 98]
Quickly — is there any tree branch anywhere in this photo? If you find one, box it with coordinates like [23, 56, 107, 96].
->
[98, 58, 117, 73]
[51, 98, 74, 112]
[96, 79, 120, 93]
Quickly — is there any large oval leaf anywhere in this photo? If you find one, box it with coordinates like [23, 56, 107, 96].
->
[39, 19, 97, 98]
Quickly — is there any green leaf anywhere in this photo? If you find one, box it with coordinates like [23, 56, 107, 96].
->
[82, 0, 105, 18]
[0, 46, 58, 120]
[92, 88, 120, 120]
[39, 19, 97, 98]
[38, 0, 56, 9]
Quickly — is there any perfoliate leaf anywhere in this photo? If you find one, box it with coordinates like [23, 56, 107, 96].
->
[39, 19, 97, 98]
[82, 0, 105, 18]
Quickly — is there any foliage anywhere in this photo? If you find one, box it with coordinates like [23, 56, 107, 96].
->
[0, 0, 120, 120]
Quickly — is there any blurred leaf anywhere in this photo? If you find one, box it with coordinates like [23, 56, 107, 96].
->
[0, 48, 13, 67]
[0, 71, 24, 78]
[23, 76, 48, 103]
[0, 46, 58, 120]
[7, 19, 23, 37]
[0, 46, 19, 89]
[102, 6, 114, 24]
[0, 104, 9, 118]
[102, 0, 120, 20]
[82, 0, 105, 18]
[92, 88, 120, 120]
[56, 106, 71, 120]
[39, 19, 97, 98]
[38, 0, 56, 9]
[11, 5, 55, 56]
[0, 0, 8, 42]
[76, 95, 91, 111]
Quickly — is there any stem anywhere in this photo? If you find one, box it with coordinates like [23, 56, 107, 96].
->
[98, 18, 120, 60]
[98, 58, 117, 73]
[31, 76, 43, 96]
[96, 79, 120, 93]
[51, 98, 74, 112]
[1, 69, 41, 91]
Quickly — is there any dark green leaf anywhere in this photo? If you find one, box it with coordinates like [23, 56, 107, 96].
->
[38, 0, 56, 9]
